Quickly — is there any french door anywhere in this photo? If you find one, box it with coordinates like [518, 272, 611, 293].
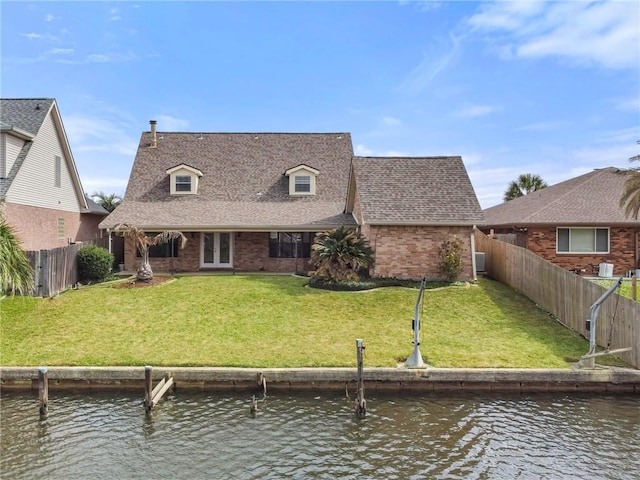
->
[201, 232, 233, 268]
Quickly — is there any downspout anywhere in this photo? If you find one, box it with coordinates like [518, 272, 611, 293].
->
[471, 225, 477, 282]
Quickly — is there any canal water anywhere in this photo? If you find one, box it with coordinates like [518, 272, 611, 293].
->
[1, 391, 638, 479]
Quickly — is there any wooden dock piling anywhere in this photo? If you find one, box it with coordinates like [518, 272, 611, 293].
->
[355, 339, 366, 415]
[38, 367, 48, 416]
[144, 366, 174, 412]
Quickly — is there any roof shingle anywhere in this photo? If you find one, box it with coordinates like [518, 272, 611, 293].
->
[101, 132, 355, 229]
[483, 167, 640, 226]
[351, 156, 485, 225]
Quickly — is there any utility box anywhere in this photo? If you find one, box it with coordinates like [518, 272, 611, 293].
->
[475, 252, 486, 272]
[598, 263, 613, 278]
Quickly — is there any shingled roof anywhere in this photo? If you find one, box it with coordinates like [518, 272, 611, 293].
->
[101, 132, 356, 230]
[348, 156, 485, 226]
[0, 98, 54, 136]
[484, 167, 640, 227]
[0, 98, 89, 211]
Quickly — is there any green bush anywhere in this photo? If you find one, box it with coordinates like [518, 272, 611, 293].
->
[77, 244, 114, 283]
[439, 236, 464, 282]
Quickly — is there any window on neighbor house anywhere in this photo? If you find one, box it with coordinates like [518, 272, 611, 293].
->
[175, 175, 192, 192]
[269, 232, 315, 258]
[136, 233, 180, 258]
[57, 218, 65, 239]
[557, 227, 609, 254]
[54, 156, 61, 188]
[294, 175, 311, 193]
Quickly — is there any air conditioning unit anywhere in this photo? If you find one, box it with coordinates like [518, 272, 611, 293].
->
[475, 252, 486, 272]
[598, 263, 613, 278]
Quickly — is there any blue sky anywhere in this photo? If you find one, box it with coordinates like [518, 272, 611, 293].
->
[2, 1, 639, 208]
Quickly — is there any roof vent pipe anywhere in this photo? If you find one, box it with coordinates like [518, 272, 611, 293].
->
[150, 120, 157, 148]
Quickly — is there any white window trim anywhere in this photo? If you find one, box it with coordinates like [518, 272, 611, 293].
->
[556, 227, 610, 254]
[166, 164, 203, 195]
[285, 165, 319, 196]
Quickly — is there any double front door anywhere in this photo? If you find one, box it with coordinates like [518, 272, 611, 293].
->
[201, 232, 232, 268]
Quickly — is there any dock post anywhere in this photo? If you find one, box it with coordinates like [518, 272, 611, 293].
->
[355, 339, 366, 415]
[144, 366, 153, 412]
[38, 367, 48, 417]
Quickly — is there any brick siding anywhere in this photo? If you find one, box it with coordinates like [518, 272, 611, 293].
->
[123, 231, 312, 274]
[526, 226, 638, 275]
[362, 224, 475, 281]
[5, 202, 105, 251]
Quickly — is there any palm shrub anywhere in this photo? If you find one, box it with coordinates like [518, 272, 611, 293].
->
[0, 209, 34, 295]
[77, 244, 114, 283]
[439, 236, 464, 282]
[310, 226, 374, 283]
[115, 225, 187, 282]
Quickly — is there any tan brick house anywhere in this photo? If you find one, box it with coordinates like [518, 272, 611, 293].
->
[482, 167, 640, 276]
[100, 122, 484, 280]
[0, 98, 108, 250]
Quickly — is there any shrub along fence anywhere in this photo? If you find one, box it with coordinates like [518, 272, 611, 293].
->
[26, 243, 83, 298]
[476, 231, 639, 369]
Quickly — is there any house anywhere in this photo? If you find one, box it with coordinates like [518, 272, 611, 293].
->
[482, 167, 640, 276]
[99, 121, 484, 280]
[0, 98, 108, 250]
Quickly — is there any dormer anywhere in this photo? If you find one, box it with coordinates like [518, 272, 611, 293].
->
[166, 163, 203, 195]
[285, 164, 319, 196]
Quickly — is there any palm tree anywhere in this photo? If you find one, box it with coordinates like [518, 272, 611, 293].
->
[503, 173, 548, 201]
[310, 226, 374, 283]
[0, 208, 34, 295]
[115, 225, 187, 282]
[620, 157, 640, 219]
[91, 191, 122, 213]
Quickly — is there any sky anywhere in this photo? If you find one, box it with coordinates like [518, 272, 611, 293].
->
[1, 0, 639, 208]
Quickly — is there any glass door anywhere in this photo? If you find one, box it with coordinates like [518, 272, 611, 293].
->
[201, 232, 233, 268]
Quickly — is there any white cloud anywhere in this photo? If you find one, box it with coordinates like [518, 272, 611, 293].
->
[454, 105, 498, 118]
[45, 14, 58, 22]
[82, 177, 129, 196]
[154, 115, 189, 131]
[353, 144, 410, 157]
[613, 96, 640, 112]
[467, 1, 640, 70]
[517, 120, 571, 131]
[397, 32, 462, 94]
[48, 48, 74, 55]
[65, 114, 138, 157]
[380, 116, 401, 127]
[354, 144, 374, 156]
[20, 32, 42, 39]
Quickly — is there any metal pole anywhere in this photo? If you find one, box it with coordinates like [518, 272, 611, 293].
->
[579, 277, 623, 368]
[406, 277, 426, 368]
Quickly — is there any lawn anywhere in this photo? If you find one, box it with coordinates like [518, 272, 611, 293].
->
[0, 275, 620, 368]
[592, 279, 639, 302]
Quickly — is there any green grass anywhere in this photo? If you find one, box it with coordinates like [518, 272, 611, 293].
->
[592, 279, 639, 302]
[0, 276, 624, 368]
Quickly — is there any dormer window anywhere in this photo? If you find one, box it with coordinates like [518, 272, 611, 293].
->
[166, 164, 203, 195]
[175, 175, 192, 192]
[295, 175, 311, 193]
[285, 164, 319, 196]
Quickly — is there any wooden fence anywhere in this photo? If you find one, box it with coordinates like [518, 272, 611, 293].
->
[26, 243, 83, 298]
[476, 231, 639, 369]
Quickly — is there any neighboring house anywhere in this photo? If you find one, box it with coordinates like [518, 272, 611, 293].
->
[0, 98, 108, 250]
[482, 167, 640, 276]
[100, 121, 484, 280]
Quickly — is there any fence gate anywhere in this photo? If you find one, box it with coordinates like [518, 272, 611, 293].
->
[26, 244, 83, 297]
